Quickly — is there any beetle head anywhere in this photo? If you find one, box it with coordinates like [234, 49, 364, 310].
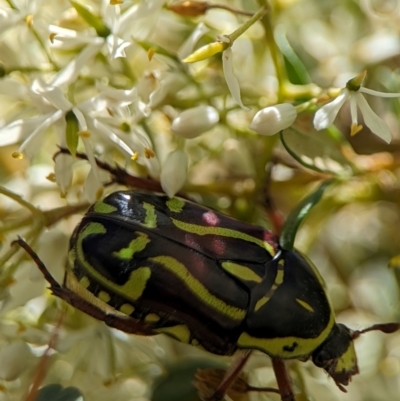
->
[312, 322, 400, 392]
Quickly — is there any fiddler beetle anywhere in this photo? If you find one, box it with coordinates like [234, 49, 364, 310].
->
[15, 165, 399, 400]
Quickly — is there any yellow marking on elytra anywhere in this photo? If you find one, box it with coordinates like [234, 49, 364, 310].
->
[74, 223, 151, 303]
[296, 298, 314, 313]
[120, 303, 135, 315]
[120, 267, 151, 300]
[166, 197, 185, 213]
[98, 291, 111, 303]
[171, 218, 275, 256]
[80, 222, 107, 237]
[254, 259, 285, 312]
[254, 295, 270, 311]
[151, 256, 246, 320]
[221, 262, 262, 283]
[79, 276, 90, 289]
[155, 325, 191, 343]
[276, 260, 284, 284]
[143, 202, 157, 228]
[68, 245, 76, 263]
[145, 313, 160, 323]
[93, 200, 118, 214]
[113, 232, 150, 260]
[238, 311, 336, 359]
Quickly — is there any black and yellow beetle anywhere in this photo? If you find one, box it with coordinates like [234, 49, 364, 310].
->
[16, 189, 399, 399]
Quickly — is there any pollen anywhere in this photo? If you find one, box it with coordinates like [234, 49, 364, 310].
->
[144, 148, 155, 159]
[131, 152, 139, 161]
[147, 48, 155, 61]
[49, 33, 57, 44]
[25, 15, 33, 27]
[12, 152, 23, 160]
[350, 123, 363, 136]
[46, 173, 56, 183]
[78, 130, 91, 139]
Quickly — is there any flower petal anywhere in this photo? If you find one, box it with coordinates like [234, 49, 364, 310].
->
[19, 110, 64, 155]
[0, 116, 49, 147]
[106, 34, 131, 59]
[178, 23, 209, 60]
[50, 40, 104, 87]
[54, 153, 74, 196]
[222, 48, 250, 111]
[0, 341, 32, 380]
[160, 149, 188, 197]
[355, 93, 392, 143]
[313, 90, 348, 130]
[349, 95, 358, 125]
[31, 79, 72, 111]
[359, 87, 400, 98]
[81, 137, 104, 202]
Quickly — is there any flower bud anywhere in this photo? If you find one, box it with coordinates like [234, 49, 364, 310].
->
[183, 41, 228, 63]
[171, 106, 219, 138]
[160, 149, 188, 197]
[168, 1, 209, 17]
[0, 341, 32, 380]
[250, 104, 297, 136]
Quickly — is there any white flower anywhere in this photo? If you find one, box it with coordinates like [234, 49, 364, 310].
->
[250, 104, 297, 136]
[0, 78, 139, 199]
[314, 72, 400, 143]
[222, 45, 250, 111]
[160, 149, 188, 197]
[50, 0, 165, 60]
[171, 106, 219, 138]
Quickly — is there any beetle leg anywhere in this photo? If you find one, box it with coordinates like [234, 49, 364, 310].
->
[201, 350, 252, 401]
[271, 358, 295, 401]
[14, 237, 154, 336]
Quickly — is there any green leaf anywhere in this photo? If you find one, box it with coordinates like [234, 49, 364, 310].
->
[275, 28, 310, 85]
[36, 384, 83, 401]
[70, 1, 110, 37]
[151, 358, 226, 401]
[280, 180, 334, 250]
[65, 110, 79, 157]
[280, 123, 355, 176]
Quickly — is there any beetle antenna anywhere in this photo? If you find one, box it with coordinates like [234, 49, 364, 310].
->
[352, 322, 400, 340]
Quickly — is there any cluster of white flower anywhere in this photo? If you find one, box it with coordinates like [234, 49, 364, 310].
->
[0, 2, 399, 201]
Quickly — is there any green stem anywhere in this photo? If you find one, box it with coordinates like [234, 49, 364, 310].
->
[209, 3, 254, 17]
[0, 218, 31, 234]
[257, 4, 287, 101]
[227, 5, 268, 43]
[0, 186, 43, 216]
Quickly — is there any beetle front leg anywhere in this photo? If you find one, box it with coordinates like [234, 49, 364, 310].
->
[271, 358, 295, 401]
[14, 237, 154, 336]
